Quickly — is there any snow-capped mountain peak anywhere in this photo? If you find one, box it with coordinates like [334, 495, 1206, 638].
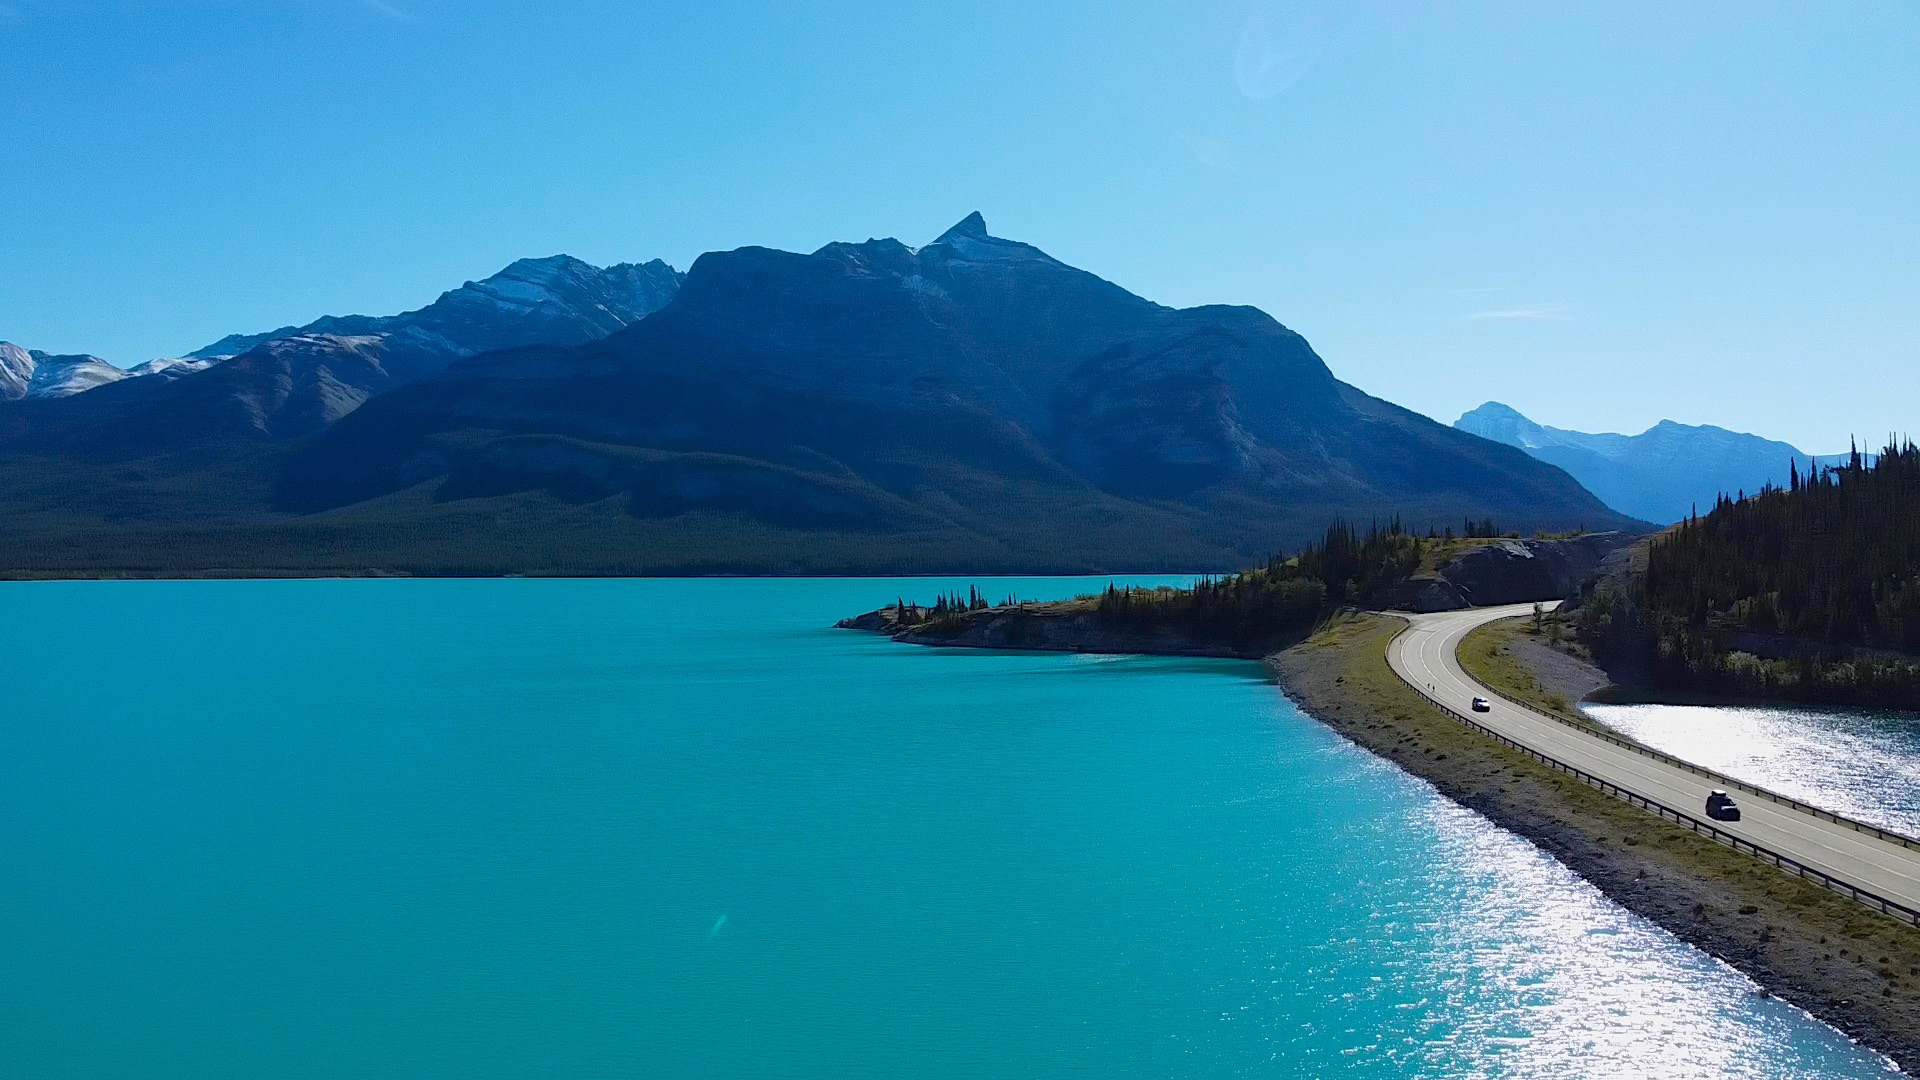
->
[0, 343, 130, 400]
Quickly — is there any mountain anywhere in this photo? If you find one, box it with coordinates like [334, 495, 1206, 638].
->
[264, 214, 1638, 572]
[0, 343, 132, 400]
[189, 255, 684, 360]
[2, 253, 681, 414]
[0, 254, 685, 456]
[1456, 402, 1856, 524]
[0, 216, 1642, 577]
[0, 334, 430, 456]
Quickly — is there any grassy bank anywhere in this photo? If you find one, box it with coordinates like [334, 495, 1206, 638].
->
[1455, 613, 1616, 730]
[1271, 613, 1920, 1070]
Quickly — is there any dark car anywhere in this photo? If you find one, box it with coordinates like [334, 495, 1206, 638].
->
[1705, 789, 1742, 822]
[1470, 697, 1492, 713]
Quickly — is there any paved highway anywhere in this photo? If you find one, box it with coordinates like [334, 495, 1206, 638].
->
[1388, 602, 1920, 916]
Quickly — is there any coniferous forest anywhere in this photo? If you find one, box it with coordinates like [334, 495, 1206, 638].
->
[898, 517, 1457, 650]
[1088, 517, 1428, 644]
[1580, 441, 1920, 707]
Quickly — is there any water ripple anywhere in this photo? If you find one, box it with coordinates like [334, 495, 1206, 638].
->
[1587, 702, 1920, 836]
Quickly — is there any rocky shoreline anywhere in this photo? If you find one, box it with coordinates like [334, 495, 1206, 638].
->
[842, 605, 1920, 1071]
[834, 605, 1279, 659]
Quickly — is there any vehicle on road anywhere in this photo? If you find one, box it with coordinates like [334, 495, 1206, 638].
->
[1471, 697, 1491, 713]
[1706, 789, 1742, 822]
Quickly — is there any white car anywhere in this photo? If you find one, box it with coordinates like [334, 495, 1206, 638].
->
[1470, 697, 1492, 713]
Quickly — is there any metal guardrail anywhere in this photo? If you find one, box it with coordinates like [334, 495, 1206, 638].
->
[1387, 618, 1920, 926]
[1498, 682, 1920, 851]
[1431, 679, 1920, 928]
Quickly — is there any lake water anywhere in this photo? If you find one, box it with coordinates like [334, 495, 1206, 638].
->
[1586, 701, 1920, 838]
[0, 578, 1897, 1078]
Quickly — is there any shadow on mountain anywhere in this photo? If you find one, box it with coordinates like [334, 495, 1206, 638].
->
[0, 214, 1645, 575]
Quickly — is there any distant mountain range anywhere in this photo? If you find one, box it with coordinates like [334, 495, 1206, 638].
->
[1455, 402, 1858, 524]
[0, 255, 685, 452]
[0, 343, 212, 401]
[0, 216, 1642, 576]
[2, 254, 682, 403]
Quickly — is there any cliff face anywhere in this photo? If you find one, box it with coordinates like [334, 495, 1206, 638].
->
[1380, 532, 1638, 613]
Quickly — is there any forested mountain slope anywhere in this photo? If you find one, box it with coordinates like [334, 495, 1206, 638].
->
[1579, 443, 1920, 706]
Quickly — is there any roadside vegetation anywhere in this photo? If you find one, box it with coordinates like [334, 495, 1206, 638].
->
[1457, 609, 1611, 729]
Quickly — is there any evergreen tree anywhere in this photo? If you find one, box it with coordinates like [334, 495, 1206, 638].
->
[1583, 440, 1920, 707]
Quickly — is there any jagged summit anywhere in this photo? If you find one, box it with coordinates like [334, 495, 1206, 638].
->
[473, 254, 677, 297]
[934, 211, 991, 244]
[470, 255, 598, 298]
[921, 211, 1060, 268]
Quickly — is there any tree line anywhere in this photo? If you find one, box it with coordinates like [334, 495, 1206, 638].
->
[1580, 440, 1920, 707]
[1089, 516, 1434, 645]
[892, 515, 1520, 648]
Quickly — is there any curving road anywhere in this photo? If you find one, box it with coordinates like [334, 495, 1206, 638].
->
[1388, 602, 1920, 915]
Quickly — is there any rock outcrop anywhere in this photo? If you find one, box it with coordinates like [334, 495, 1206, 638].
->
[835, 604, 1272, 659]
[1381, 532, 1639, 612]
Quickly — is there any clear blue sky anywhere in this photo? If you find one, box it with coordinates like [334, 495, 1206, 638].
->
[3, 1, 1915, 452]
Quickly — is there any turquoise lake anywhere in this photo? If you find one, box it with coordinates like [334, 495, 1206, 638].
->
[0, 578, 1898, 1077]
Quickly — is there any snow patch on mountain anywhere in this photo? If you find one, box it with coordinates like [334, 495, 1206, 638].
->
[126, 356, 221, 380]
[29, 354, 128, 397]
[901, 274, 950, 300]
[0, 344, 130, 400]
[189, 253, 685, 365]
[0, 342, 33, 400]
[468, 276, 559, 307]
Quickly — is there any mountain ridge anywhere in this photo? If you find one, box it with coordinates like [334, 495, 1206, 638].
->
[268, 214, 1643, 566]
[188, 254, 684, 360]
[0, 253, 686, 457]
[0, 215, 1646, 576]
[0, 343, 141, 401]
[1456, 401, 1857, 524]
[3, 253, 684, 412]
